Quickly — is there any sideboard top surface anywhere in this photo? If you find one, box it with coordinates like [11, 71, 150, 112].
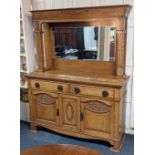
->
[26, 70, 128, 87]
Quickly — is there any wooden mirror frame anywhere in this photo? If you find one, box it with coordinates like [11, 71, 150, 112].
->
[31, 5, 131, 77]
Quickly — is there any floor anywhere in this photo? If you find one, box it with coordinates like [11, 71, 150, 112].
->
[20, 121, 134, 155]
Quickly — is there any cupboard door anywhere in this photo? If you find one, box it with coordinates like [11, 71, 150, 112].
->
[80, 98, 114, 140]
[59, 95, 80, 132]
[30, 91, 59, 127]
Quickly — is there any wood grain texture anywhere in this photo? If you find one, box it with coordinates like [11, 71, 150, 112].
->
[27, 5, 131, 152]
[80, 98, 114, 140]
[116, 31, 126, 76]
[50, 19, 126, 31]
[30, 91, 59, 127]
[42, 23, 53, 70]
[33, 21, 44, 71]
[31, 80, 69, 93]
[27, 71, 128, 88]
[70, 83, 114, 99]
[30, 5, 131, 76]
[53, 59, 115, 75]
[31, 5, 131, 20]
[21, 144, 104, 155]
[59, 95, 80, 132]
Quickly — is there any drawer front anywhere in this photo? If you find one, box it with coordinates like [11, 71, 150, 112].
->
[70, 84, 114, 99]
[31, 80, 69, 93]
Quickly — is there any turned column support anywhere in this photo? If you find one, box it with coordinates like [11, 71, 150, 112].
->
[116, 30, 127, 77]
[34, 21, 54, 71]
[34, 21, 44, 71]
[116, 17, 128, 77]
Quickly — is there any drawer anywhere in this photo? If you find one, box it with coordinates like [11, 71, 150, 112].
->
[31, 80, 69, 93]
[70, 84, 114, 99]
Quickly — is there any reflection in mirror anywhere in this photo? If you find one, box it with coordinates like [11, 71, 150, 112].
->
[53, 26, 116, 61]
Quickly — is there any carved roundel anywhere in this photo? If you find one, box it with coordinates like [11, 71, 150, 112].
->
[35, 94, 56, 105]
[66, 103, 74, 121]
[85, 101, 110, 113]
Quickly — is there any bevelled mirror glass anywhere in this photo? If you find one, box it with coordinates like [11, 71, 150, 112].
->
[53, 26, 116, 61]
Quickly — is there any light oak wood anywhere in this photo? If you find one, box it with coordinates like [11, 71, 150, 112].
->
[53, 59, 115, 75]
[31, 5, 131, 75]
[30, 91, 59, 127]
[27, 5, 131, 152]
[80, 98, 114, 140]
[116, 31, 126, 76]
[31, 80, 69, 93]
[27, 70, 128, 88]
[59, 95, 80, 132]
[42, 23, 53, 70]
[33, 21, 44, 71]
[70, 84, 115, 99]
[21, 144, 104, 155]
[31, 5, 131, 31]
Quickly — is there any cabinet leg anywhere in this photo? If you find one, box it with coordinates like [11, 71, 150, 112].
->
[30, 123, 37, 132]
[110, 135, 125, 152]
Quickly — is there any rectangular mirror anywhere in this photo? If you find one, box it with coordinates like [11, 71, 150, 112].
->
[53, 26, 116, 61]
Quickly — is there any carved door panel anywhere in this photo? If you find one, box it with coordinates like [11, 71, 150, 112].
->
[31, 91, 59, 127]
[59, 95, 80, 132]
[80, 98, 114, 139]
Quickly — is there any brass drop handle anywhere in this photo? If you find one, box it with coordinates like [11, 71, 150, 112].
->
[35, 82, 40, 88]
[74, 87, 80, 94]
[102, 91, 109, 97]
[57, 85, 63, 92]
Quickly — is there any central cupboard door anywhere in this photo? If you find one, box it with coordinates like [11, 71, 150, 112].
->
[31, 91, 59, 127]
[59, 95, 80, 132]
[80, 98, 114, 140]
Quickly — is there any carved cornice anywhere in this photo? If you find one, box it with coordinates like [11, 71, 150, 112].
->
[31, 5, 131, 21]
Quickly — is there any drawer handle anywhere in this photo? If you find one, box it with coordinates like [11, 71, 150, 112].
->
[35, 82, 40, 88]
[102, 91, 109, 97]
[57, 85, 63, 92]
[74, 87, 80, 94]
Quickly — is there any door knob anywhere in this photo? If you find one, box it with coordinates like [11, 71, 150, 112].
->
[57, 85, 63, 92]
[102, 91, 109, 97]
[74, 87, 80, 94]
[35, 82, 40, 88]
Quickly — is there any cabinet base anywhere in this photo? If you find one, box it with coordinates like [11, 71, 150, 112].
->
[110, 134, 125, 152]
[29, 122, 125, 152]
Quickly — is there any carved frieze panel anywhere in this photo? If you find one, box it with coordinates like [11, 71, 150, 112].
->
[85, 101, 110, 113]
[35, 94, 56, 105]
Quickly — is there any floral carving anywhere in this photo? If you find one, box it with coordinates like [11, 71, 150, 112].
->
[85, 101, 109, 113]
[35, 94, 55, 105]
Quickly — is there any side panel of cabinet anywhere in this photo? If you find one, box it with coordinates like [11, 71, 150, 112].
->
[80, 98, 114, 140]
[59, 95, 80, 132]
[30, 91, 59, 127]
